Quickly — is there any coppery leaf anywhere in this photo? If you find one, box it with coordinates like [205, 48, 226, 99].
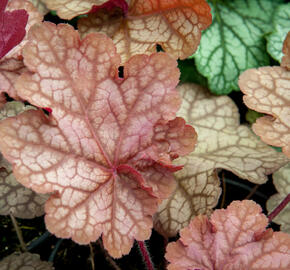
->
[0, 22, 196, 258]
[78, 0, 212, 63]
[154, 83, 288, 237]
[166, 200, 290, 270]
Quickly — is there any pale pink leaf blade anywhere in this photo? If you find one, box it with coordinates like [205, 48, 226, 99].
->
[166, 200, 290, 270]
[0, 22, 196, 258]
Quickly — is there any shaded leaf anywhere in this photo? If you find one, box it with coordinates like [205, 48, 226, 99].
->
[166, 200, 290, 270]
[267, 163, 290, 233]
[239, 66, 290, 158]
[0, 101, 48, 219]
[193, 0, 282, 94]
[154, 83, 288, 237]
[78, 0, 212, 63]
[0, 252, 54, 270]
[0, 0, 28, 59]
[266, 3, 290, 63]
[42, 0, 112, 19]
[0, 22, 196, 258]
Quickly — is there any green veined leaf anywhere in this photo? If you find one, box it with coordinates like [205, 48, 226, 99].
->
[193, 0, 283, 95]
[267, 3, 290, 63]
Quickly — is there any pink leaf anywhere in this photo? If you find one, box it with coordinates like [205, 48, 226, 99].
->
[166, 200, 290, 270]
[0, 0, 28, 59]
[0, 22, 196, 258]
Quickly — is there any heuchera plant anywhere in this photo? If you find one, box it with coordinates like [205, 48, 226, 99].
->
[0, 0, 289, 269]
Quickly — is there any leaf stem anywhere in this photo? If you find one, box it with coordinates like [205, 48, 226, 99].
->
[137, 241, 154, 270]
[268, 194, 290, 223]
[245, 184, 259, 200]
[9, 214, 27, 252]
[89, 243, 95, 270]
[220, 172, 226, 208]
[27, 231, 51, 251]
[48, 238, 63, 262]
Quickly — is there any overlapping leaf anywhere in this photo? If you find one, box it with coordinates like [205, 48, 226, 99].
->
[166, 200, 290, 270]
[266, 3, 290, 63]
[4, 0, 43, 59]
[0, 102, 48, 219]
[0, 59, 26, 107]
[239, 66, 290, 158]
[42, 0, 111, 19]
[29, 0, 48, 15]
[0, 22, 196, 258]
[193, 0, 283, 94]
[0, 252, 54, 270]
[0, 0, 43, 107]
[267, 163, 290, 233]
[282, 31, 290, 70]
[154, 83, 288, 237]
[0, 0, 28, 59]
[78, 0, 212, 63]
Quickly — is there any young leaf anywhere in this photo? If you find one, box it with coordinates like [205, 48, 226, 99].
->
[78, 0, 212, 63]
[266, 3, 290, 63]
[42, 0, 113, 19]
[239, 66, 290, 158]
[193, 0, 283, 95]
[0, 22, 196, 258]
[166, 200, 290, 270]
[267, 163, 290, 234]
[0, 252, 54, 270]
[0, 0, 28, 59]
[154, 83, 288, 237]
[0, 102, 48, 219]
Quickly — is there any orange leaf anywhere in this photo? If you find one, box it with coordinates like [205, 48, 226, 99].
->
[78, 0, 212, 63]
